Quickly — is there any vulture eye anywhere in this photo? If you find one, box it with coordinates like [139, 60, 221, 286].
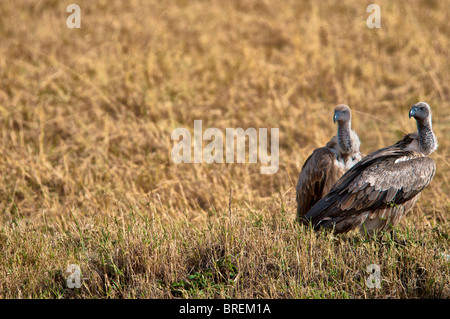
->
[420, 107, 424, 110]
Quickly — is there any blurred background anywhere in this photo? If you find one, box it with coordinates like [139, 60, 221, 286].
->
[0, 0, 448, 227]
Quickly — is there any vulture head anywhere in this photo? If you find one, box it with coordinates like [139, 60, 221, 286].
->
[333, 104, 352, 125]
[409, 102, 437, 156]
[409, 102, 431, 122]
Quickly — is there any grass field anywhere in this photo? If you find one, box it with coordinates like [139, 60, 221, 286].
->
[0, 0, 449, 298]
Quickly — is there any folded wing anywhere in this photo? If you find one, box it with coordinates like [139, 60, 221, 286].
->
[302, 146, 436, 233]
[296, 147, 342, 219]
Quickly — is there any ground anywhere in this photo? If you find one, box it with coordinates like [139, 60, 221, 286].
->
[0, 0, 449, 298]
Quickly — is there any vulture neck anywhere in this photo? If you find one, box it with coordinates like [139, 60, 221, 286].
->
[337, 121, 352, 155]
[416, 117, 437, 156]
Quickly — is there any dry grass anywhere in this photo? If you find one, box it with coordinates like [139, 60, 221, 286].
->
[0, 0, 449, 298]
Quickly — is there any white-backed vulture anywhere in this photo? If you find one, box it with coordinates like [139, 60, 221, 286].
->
[301, 102, 437, 236]
[296, 104, 363, 221]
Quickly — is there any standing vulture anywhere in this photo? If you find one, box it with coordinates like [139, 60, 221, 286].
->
[301, 102, 437, 236]
[296, 104, 363, 221]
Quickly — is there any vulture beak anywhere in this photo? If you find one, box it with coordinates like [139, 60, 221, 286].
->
[409, 107, 417, 119]
[333, 111, 340, 124]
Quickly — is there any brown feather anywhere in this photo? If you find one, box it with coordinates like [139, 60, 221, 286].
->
[303, 132, 437, 235]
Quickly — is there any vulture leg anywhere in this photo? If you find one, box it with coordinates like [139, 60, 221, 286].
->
[389, 228, 407, 246]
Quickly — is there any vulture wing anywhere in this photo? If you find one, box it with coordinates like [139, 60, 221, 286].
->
[303, 144, 436, 233]
[296, 147, 343, 219]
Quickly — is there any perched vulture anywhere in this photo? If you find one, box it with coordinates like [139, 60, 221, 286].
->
[302, 102, 437, 236]
[296, 104, 363, 221]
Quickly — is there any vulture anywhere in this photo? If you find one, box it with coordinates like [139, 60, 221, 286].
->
[301, 102, 437, 236]
[296, 104, 363, 221]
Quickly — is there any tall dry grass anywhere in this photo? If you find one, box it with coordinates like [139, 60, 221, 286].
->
[0, 0, 449, 298]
